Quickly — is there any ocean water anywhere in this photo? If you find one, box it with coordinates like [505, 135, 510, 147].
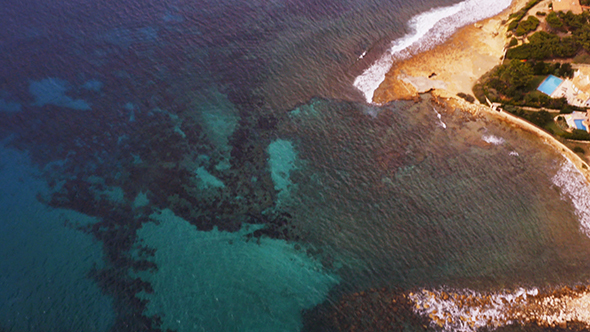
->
[2, 0, 590, 331]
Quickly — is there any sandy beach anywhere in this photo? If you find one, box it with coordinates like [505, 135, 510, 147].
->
[372, 0, 532, 103]
[371, 0, 590, 182]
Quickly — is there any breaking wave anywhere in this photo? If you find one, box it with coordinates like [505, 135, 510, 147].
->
[410, 285, 590, 331]
[353, 0, 511, 103]
[410, 287, 538, 331]
[482, 134, 505, 145]
[552, 160, 590, 237]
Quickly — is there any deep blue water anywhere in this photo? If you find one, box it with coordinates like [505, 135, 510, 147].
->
[2, 0, 590, 331]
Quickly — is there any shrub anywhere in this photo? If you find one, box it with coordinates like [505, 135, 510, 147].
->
[502, 60, 534, 90]
[557, 62, 574, 78]
[574, 25, 590, 52]
[508, 20, 520, 31]
[503, 104, 519, 113]
[528, 110, 554, 127]
[506, 31, 578, 60]
[536, 11, 547, 16]
[509, 38, 519, 47]
[457, 92, 476, 103]
[515, 16, 540, 36]
[472, 83, 487, 104]
[573, 146, 586, 154]
[558, 11, 589, 31]
[546, 11, 564, 30]
[563, 129, 590, 140]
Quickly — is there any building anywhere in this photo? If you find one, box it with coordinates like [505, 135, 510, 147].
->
[552, 0, 583, 14]
[563, 111, 590, 132]
[537, 68, 590, 132]
[538, 69, 590, 107]
[537, 75, 563, 96]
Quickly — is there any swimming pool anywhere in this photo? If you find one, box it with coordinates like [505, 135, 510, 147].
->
[574, 119, 587, 131]
[537, 75, 563, 96]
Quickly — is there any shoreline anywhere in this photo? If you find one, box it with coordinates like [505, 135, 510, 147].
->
[437, 95, 590, 183]
[372, 0, 532, 103]
[371, 0, 590, 183]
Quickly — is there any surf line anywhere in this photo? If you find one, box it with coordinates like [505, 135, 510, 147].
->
[410, 284, 590, 331]
[433, 107, 446, 128]
[353, 0, 511, 104]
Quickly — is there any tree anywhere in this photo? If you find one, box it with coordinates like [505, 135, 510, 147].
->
[558, 63, 574, 78]
[546, 11, 564, 30]
[574, 25, 590, 52]
[559, 11, 589, 31]
[509, 38, 519, 47]
[528, 110, 554, 127]
[506, 31, 579, 60]
[503, 61, 534, 90]
[515, 16, 540, 36]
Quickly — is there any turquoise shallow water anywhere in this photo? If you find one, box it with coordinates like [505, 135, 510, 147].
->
[133, 209, 338, 332]
[0, 144, 114, 331]
[2, 0, 590, 330]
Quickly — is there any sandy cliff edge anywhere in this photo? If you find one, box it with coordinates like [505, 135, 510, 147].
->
[373, 0, 532, 103]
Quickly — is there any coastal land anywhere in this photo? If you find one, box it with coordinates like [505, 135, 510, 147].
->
[371, 0, 590, 183]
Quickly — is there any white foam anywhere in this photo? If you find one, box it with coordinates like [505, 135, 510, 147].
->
[410, 287, 537, 332]
[354, 0, 511, 103]
[552, 160, 590, 237]
[411, 285, 590, 331]
[482, 134, 505, 145]
[433, 107, 447, 128]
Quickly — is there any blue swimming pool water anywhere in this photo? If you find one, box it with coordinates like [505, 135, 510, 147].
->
[537, 75, 563, 95]
[575, 119, 587, 131]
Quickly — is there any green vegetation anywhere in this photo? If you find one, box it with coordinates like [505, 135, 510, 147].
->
[573, 146, 586, 153]
[560, 11, 589, 30]
[507, 0, 543, 32]
[563, 129, 590, 140]
[532, 61, 574, 78]
[536, 11, 547, 16]
[507, 12, 590, 61]
[473, 60, 574, 109]
[515, 16, 540, 36]
[509, 0, 543, 22]
[509, 37, 519, 47]
[546, 119, 568, 135]
[546, 11, 564, 30]
[547, 11, 589, 32]
[457, 92, 475, 103]
[506, 31, 577, 59]
[582, 0, 590, 5]
[504, 106, 555, 128]
[474, 7, 590, 141]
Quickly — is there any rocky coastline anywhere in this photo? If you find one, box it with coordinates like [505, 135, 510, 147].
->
[372, 0, 590, 183]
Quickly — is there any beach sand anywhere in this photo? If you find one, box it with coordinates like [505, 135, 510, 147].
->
[372, 0, 533, 103]
[371, 0, 590, 182]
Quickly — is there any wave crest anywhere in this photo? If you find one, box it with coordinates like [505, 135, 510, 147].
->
[552, 160, 590, 237]
[354, 0, 511, 103]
